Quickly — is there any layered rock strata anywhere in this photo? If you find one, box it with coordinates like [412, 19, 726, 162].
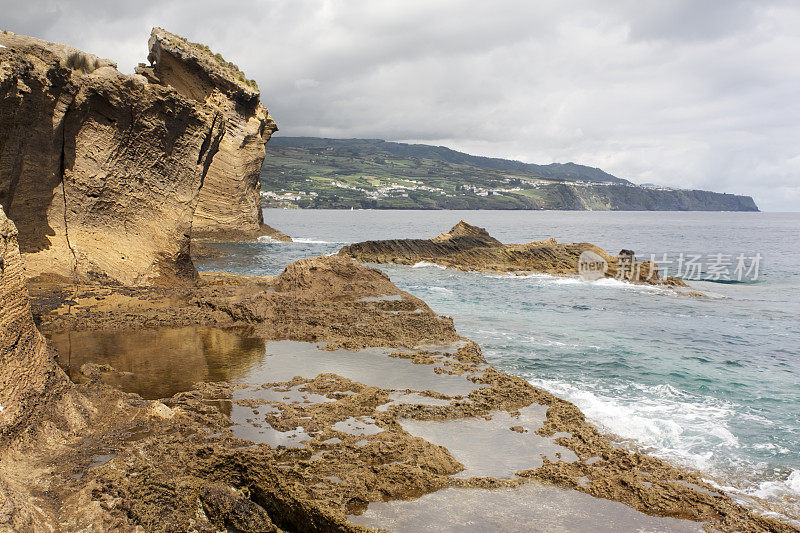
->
[0, 207, 72, 441]
[341, 220, 687, 286]
[0, 31, 224, 284]
[0, 206, 96, 530]
[0, 29, 287, 286]
[140, 27, 280, 240]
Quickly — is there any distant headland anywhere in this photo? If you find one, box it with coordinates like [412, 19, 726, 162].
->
[261, 136, 759, 211]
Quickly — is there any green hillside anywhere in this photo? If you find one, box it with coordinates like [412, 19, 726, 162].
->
[259, 137, 758, 211]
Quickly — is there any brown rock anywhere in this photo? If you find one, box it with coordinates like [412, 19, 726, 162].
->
[200, 483, 278, 532]
[272, 254, 402, 301]
[341, 221, 675, 287]
[0, 31, 224, 285]
[143, 27, 280, 240]
[0, 206, 72, 440]
[432, 220, 502, 245]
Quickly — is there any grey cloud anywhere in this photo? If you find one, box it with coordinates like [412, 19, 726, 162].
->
[2, 0, 799, 210]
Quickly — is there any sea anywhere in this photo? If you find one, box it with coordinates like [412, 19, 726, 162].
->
[198, 209, 800, 521]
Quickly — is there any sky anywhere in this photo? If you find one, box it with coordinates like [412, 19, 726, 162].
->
[3, 0, 800, 210]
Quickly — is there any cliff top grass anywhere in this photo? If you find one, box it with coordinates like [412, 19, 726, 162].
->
[179, 37, 259, 89]
[151, 28, 259, 92]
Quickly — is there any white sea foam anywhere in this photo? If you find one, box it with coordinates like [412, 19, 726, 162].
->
[747, 470, 800, 500]
[706, 471, 800, 523]
[412, 261, 446, 269]
[426, 286, 453, 294]
[292, 237, 344, 244]
[528, 376, 800, 520]
[528, 377, 739, 472]
[257, 235, 283, 243]
[482, 271, 671, 294]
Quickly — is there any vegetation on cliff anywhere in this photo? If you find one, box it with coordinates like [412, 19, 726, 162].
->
[178, 37, 259, 89]
[261, 137, 758, 211]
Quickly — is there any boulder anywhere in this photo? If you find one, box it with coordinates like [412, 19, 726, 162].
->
[432, 220, 502, 245]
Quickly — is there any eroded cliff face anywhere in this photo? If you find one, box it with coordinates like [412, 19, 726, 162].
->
[140, 27, 279, 240]
[0, 31, 224, 285]
[0, 207, 71, 441]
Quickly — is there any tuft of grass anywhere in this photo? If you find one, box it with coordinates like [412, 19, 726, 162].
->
[65, 51, 101, 74]
[171, 33, 258, 89]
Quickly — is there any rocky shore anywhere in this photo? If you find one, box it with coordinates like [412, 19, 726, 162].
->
[340, 220, 693, 289]
[0, 30, 795, 532]
[0, 236, 789, 531]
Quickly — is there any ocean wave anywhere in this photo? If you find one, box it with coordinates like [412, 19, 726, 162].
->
[412, 261, 446, 269]
[483, 271, 673, 294]
[257, 235, 284, 243]
[528, 375, 800, 520]
[426, 286, 453, 294]
[528, 377, 739, 472]
[751, 470, 800, 499]
[590, 277, 666, 292]
[292, 237, 345, 244]
[707, 471, 800, 523]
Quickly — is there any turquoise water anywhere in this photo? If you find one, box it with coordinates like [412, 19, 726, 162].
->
[199, 209, 800, 518]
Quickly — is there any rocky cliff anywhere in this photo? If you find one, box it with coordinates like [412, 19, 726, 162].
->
[140, 27, 279, 239]
[0, 206, 72, 441]
[0, 31, 225, 285]
[0, 29, 284, 285]
[543, 183, 760, 211]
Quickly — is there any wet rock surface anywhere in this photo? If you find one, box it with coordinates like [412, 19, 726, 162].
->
[6, 254, 790, 531]
[1, 26, 772, 533]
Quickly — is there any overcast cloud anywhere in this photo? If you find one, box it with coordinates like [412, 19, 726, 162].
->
[3, 0, 799, 210]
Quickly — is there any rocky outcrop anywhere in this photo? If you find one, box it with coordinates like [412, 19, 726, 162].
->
[0, 31, 224, 285]
[272, 255, 403, 300]
[140, 27, 279, 240]
[341, 221, 686, 287]
[431, 220, 501, 245]
[25, 255, 789, 532]
[0, 29, 287, 284]
[259, 224, 292, 242]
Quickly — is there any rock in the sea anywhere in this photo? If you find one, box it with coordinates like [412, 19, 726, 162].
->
[272, 254, 402, 300]
[432, 220, 502, 246]
[0, 31, 224, 285]
[257, 223, 292, 242]
[341, 221, 683, 286]
[142, 27, 279, 240]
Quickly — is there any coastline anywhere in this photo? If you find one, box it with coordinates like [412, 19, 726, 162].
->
[12, 256, 793, 531]
[0, 25, 795, 532]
